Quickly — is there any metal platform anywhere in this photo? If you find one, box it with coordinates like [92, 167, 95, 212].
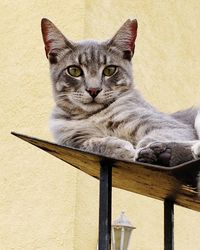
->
[11, 132, 200, 250]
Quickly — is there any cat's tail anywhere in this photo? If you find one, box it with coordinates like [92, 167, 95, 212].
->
[195, 111, 200, 139]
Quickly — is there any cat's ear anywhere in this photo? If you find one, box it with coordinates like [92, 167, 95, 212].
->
[41, 18, 74, 63]
[108, 19, 138, 61]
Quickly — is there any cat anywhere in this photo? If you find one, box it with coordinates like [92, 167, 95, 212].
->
[41, 18, 200, 167]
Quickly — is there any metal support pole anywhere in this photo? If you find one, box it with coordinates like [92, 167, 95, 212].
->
[164, 199, 174, 250]
[98, 158, 113, 250]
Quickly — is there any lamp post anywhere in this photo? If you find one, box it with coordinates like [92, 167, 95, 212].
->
[112, 211, 136, 250]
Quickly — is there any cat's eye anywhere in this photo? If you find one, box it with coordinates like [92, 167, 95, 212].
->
[67, 66, 83, 77]
[103, 66, 117, 77]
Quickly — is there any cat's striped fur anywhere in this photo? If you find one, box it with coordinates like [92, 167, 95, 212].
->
[41, 18, 200, 167]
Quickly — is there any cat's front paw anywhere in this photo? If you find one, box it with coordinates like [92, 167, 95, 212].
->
[135, 142, 194, 167]
[100, 138, 135, 161]
[83, 137, 135, 161]
[135, 142, 171, 166]
[112, 140, 136, 161]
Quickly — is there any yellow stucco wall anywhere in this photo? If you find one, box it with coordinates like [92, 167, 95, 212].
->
[1, 1, 200, 250]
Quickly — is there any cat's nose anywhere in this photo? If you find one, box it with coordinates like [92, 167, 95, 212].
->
[86, 88, 102, 99]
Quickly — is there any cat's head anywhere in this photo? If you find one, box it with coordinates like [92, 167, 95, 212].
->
[41, 18, 137, 116]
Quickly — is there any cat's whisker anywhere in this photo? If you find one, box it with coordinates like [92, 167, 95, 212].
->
[57, 93, 69, 98]
[72, 92, 84, 97]
[104, 92, 117, 99]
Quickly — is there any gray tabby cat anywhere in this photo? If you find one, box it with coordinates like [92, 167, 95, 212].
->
[41, 18, 200, 167]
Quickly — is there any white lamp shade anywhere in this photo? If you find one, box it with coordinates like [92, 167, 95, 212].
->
[112, 212, 136, 250]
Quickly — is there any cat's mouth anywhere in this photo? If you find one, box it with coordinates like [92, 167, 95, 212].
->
[88, 99, 107, 106]
[76, 100, 105, 114]
[86, 100, 104, 107]
[82, 97, 101, 105]
[90, 99, 99, 104]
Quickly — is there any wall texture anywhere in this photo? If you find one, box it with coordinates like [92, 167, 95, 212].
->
[1, 0, 200, 249]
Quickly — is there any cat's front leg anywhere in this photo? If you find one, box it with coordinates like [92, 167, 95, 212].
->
[82, 136, 136, 161]
[50, 117, 135, 161]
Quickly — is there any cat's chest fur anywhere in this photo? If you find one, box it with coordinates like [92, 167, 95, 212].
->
[86, 96, 152, 145]
[90, 113, 137, 144]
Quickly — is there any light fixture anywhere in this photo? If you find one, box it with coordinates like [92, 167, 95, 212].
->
[112, 211, 136, 250]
